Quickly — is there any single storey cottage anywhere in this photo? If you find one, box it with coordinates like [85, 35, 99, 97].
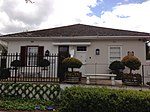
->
[0, 24, 150, 84]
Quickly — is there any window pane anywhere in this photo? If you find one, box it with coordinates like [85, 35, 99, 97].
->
[77, 46, 87, 51]
[110, 47, 120, 52]
[109, 46, 121, 63]
[146, 43, 150, 60]
[59, 47, 68, 52]
[27, 47, 38, 66]
[110, 52, 120, 57]
[28, 47, 38, 55]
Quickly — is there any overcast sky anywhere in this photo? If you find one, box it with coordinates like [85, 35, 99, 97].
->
[0, 0, 150, 34]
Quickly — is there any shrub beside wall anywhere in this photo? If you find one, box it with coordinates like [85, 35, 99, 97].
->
[0, 83, 61, 101]
[60, 86, 150, 112]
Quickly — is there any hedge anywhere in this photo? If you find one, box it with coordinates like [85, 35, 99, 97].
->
[60, 86, 150, 112]
[0, 83, 61, 101]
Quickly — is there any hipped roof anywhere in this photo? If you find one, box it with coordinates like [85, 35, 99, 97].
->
[1, 24, 149, 37]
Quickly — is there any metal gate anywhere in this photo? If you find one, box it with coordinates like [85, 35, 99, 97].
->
[0, 53, 59, 83]
[142, 65, 150, 85]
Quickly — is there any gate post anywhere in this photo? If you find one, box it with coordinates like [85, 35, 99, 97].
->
[14, 53, 18, 83]
[142, 65, 144, 85]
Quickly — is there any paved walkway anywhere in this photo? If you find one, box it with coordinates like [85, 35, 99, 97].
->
[60, 80, 150, 91]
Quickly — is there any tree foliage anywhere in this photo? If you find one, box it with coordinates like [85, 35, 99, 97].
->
[62, 57, 82, 72]
[109, 61, 125, 79]
[122, 55, 141, 74]
[109, 61, 125, 71]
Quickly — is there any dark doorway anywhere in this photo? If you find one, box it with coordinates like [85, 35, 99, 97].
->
[58, 46, 70, 82]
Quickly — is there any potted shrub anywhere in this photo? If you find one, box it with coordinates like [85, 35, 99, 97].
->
[39, 59, 50, 70]
[109, 61, 125, 80]
[11, 60, 22, 67]
[121, 54, 142, 85]
[62, 57, 82, 83]
[122, 55, 141, 74]
[10, 60, 22, 79]
[0, 68, 10, 79]
[146, 82, 150, 86]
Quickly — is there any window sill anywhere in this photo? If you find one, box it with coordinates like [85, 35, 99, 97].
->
[76, 51, 87, 53]
[146, 60, 150, 63]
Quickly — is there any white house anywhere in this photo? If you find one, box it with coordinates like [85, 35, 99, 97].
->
[0, 24, 150, 84]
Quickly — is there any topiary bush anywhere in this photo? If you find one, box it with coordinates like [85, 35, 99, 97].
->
[62, 57, 82, 83]
[146, 82, 150, 86]
[39, 59, 50, 67]
[0, 68, 11, 79]
[109, 61, 125, 79]
[62, 57, 82, 72]
[109, 61, 125, 70]
[122, 55, 141, 74]
[121, 54, 142, 85]
[11, 60, 22, 67]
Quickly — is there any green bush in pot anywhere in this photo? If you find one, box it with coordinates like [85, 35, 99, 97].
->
[62, 57, 83, 82]
[62, 57, 82, 72]
[109, 61, 125, 80]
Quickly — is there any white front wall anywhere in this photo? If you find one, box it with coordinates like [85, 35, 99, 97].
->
[8, 40, 57, 54]
[7, 38, 150, 84]
[80, 40, 146, 75]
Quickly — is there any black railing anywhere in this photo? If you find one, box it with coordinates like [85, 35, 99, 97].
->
[142, 64, 150, 85]
[0, 53, 59, 83]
